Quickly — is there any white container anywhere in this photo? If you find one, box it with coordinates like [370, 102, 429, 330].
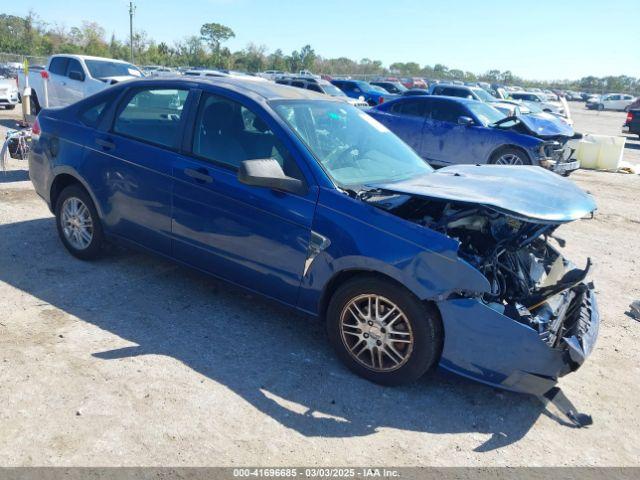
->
[575, 136, 600, 169]
[597, 136, 626, 170]
[575, 134, 625, 170]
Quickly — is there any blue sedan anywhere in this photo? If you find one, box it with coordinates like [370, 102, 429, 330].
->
[331, 79, 397, 106]
[368, 95, 579, 174]
[28, 78, 598, 394]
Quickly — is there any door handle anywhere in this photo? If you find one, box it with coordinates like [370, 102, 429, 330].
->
[184, 168, 213, 184]
[95, 138, 115, 150]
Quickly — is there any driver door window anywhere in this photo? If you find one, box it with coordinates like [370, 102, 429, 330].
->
[192, 93, 303, 180]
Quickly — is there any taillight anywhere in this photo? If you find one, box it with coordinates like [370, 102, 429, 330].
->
[627, 111, 633, 123]
[378, 97, 385, 105]
[31, 117, 41, 135]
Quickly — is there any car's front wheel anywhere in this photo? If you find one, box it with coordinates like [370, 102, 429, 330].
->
[490, 147, 531, 166]
[326, 276, 443, 385]
[55, 185, 105, 260]
[597, 103, 604, 111]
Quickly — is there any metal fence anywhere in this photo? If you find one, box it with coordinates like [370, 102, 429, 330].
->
[0, 52, 48, 70]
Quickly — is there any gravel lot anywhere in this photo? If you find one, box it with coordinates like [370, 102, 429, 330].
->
[0, 103, 639, 467]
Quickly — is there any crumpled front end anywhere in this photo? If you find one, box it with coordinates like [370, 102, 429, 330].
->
[361, 185, 600, 395]
[437, 277, 599, 396]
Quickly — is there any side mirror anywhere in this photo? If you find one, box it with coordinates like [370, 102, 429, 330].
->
[69, 70, 85, 82]
[238, 158, 306, 195]
[457, 116, 474, 126]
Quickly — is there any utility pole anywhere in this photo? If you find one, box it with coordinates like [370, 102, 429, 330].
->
[129, 1, 135, 63]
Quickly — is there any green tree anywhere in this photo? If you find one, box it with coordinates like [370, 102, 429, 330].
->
[200, 22, 235, 66]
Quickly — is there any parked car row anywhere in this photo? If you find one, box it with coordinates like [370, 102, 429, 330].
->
[28, 76, 600, 396]
[586, 93, 637, 111]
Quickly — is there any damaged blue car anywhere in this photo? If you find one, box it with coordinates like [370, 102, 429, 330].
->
[367, 95, 581, 175]
[28, 78, 599, 396]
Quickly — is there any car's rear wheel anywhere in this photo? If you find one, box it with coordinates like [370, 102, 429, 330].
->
[55, 185, 104, 260]
[597, 103, 604, 111]
[490, 147, 531, 166]
[326, 276, 442, 385]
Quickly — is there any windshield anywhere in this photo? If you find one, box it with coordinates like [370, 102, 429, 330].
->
[321, 83, 347, 97]
[520, 101, 541, 113]
[472, 88, 496, 102]
[272, 100, 433, 187]
[370, 85, 388, 93]
[466, 102, 507, 126]
[85, 60, 143, 79]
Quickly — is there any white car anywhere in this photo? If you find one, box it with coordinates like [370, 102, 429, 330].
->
[183, 69, 268, 82]
[510, 91, 566, 116]
[587, 93, 637, 111]
[0, 79, 20, 110]
[17, 54, 143, 112]
[258, 70, 286, 81]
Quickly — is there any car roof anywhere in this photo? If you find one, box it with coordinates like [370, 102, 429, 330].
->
[118, 77, 337, 103]
[51, 54, 132, 64]
[395, 94, 478, 105]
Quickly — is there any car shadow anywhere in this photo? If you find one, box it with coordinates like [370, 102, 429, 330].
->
[0, 217, 583, 452]
[0, 118, 22, 129]
[0, 169, 29, 183]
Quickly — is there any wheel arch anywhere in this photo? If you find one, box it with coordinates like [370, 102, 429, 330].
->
[318, 268, 441, 321]
[320, 268, 446, 365]
[49, 171, 104, 218]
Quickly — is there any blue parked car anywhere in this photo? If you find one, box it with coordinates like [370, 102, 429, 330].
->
[331, 79, 397, 106]
[28, 78, 599, 394]
[368, 95, 580, 174]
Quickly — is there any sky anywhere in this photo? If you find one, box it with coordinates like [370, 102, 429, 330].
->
[3, 0, 639, 80]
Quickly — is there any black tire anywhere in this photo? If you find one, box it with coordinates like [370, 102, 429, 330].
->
[489, 147, 531, 166]
[5, 105, 16, 110]
[326, 276, 443, 386]
[29, 93, 41, 115]
[597, 103, 604, 111]
[54, 185, 105, 260]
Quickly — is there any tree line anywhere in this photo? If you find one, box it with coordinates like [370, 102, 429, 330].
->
[1, 12, 638, 94]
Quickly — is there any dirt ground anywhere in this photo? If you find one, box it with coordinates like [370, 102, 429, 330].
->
[0, 103, 639, 467]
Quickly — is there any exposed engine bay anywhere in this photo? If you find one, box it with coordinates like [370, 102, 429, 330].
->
[362, 191, 594, 354]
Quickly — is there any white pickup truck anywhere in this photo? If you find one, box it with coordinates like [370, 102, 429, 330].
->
[18, 54, 143, 113]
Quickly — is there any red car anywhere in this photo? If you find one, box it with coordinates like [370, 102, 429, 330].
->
[401, 77, 428, 89]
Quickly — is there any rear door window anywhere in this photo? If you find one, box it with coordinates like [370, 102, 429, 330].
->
[391, 99, 427, 117]
[79, 100, 108, 127]
[113, 88, 189, 148]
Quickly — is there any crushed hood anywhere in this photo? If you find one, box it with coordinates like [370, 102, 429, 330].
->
[518, 114, 574, 138]
[494, 114, 574, 138]
[368, 165, 596, 223]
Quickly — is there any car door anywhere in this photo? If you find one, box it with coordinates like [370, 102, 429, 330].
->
[378, 98, 428, 155]
[170, 90, 317, 305]
[80, 85, 191, 255]
[63, 58, 86, 106]
[423, 97, 470, 165]
[603, 94, 618, 109]
[45, 57, 69, 107]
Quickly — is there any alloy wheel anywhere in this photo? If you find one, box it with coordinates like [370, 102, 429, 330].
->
[61, 197, 94, 250]
[495, 153, 524, 165]
[339, 294, 414, 372]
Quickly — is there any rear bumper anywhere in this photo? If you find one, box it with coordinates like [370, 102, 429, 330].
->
[437, 283, 599, 396]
